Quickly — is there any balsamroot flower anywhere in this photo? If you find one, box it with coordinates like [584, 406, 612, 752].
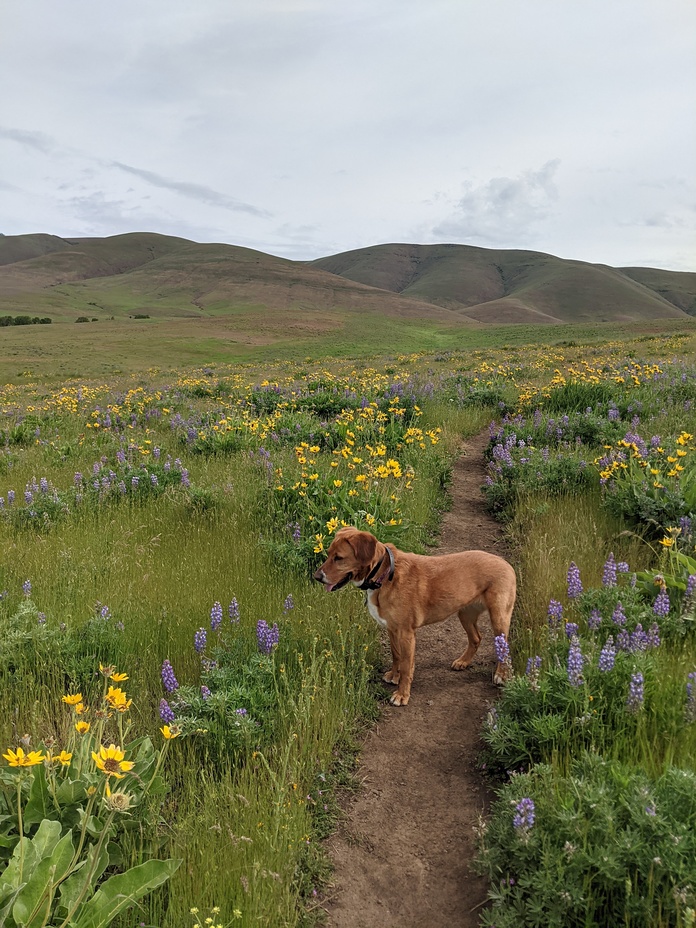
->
[92, 744, 135, 779]
[105, 686, 132, 712]
[3, 746, 46, 767]
[62, 692, 83, 706]
[160, 725, 181, 740]
[566, 562, 582, 599]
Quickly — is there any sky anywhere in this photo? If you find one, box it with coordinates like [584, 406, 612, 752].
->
[1, 0, 695, 270]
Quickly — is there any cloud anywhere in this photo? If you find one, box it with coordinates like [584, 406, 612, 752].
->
[0, 125, 56, 154]
[433, 160, 561, 247]
[111, 161, 271, 218]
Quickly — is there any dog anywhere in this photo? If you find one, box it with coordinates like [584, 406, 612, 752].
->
[313, 526, 516, 706]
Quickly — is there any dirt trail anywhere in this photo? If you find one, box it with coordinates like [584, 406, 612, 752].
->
[323, 431, 505, 928]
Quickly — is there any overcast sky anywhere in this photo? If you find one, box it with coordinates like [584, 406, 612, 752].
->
[1, 0, 695, 270]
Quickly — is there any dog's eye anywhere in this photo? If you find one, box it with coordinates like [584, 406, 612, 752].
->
[333, 554, 343, 562]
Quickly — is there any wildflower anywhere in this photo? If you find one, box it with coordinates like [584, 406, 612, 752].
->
[229, 598, 240, 623]
[210, 601, 223, 631]
[525, 655, 541, 675]
[598, 636, 616, 671]
[283, 594, 294, 612]
[75, 721, 90, 734]
[653, 587, 670, 617]
[686, 671, 696, 722]
[602, 553, 617, 587]
[617, 628, 630, 651]
[104, 789, 134, 813]
[159, 699, 176, 723]
[62, 692, 84, 706]
[257, 619, 279, 654]
[105, 686, 132, 712]
[110, 671, 128, 683]
[201, 685, 211, 700]
[161, 659, 179, 693]
[3, 746, 46, 767]
[513, 797, 535, 833]
[564, 622, 579, 640]
[92, 744, 134, 779]
[630, 623, 648, 652]
[160, 725, 181, 740]
[617, 561, 630, 573]
[547, 599, 563, 629]
[194, 627, 207, 653]
[587, 609, 602, 630]
[626, 672, 644, 714]
[23, 580, 32, 597]
[612, 603, 626, 626]
[566, 562, 582, 599]
[493, 634, 510, 665]
[567, 637, 584, 687]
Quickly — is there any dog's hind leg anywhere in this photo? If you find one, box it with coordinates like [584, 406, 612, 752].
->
[451, 601, 486, 670]
[383, 628, 401, 686]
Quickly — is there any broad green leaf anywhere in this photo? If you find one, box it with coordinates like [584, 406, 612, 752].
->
[2, 820, 61, 888]
[71, 858, 181, 928]
[12, 830, 74, 928]
[55, 780, 87, 806]
[23, 765, 52, 826]
[56, 842, 108, 920]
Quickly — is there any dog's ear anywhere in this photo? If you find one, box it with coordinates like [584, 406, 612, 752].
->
[348, 529, 378, 566]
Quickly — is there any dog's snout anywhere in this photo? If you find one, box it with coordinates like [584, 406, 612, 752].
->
[313, 568, 326, 583]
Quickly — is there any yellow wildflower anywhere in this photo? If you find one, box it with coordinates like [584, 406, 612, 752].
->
[75, 721, 91, 734]
[92, 744, 135, 779]
[62, 693, 83, 706]
[3, 746, 46, 767]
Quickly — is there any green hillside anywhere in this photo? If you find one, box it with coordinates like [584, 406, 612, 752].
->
[621, 266, 696, 316]
[311, 243, 693, 324]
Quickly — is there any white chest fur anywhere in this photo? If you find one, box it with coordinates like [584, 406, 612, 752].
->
[365, 589, 387, 628]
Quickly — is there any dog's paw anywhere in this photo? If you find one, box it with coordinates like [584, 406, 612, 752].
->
[451, 658, 471, 671]
[389, 692, 409, 706]
[383, 670, 400, 685]
[492, 670, 506, 686]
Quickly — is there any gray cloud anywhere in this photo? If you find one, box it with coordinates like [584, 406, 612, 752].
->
[433, 161, 561, 248]
[0, 125, 56, 154]
[110, 162, 271, 218]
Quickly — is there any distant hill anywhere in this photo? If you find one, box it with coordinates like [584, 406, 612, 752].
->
[0, 232, 694, 326]
[311, 243, 695, 325]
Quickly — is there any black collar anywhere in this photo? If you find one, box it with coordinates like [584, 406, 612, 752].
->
[358, 546, 395, 591]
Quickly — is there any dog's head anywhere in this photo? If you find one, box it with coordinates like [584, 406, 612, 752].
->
[313, 526, 379, 591]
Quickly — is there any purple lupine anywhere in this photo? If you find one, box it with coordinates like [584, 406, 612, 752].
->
[194, 627, 207, 653]
[150, 474, 158, 486]
[180, 469, 190, 488]
[564, 622, 579, 640]
[22, 580, 32, 597]
[525, 655, 542, 675]
[513, 797, 535, 832]
[587, 609, 602, 631]
[646, 623, 661, 649]
[256, 619, 280, 654]
[616, 629, 630, 652]
[684, 575, 696, 611]
[630, 624, 648, 652]
[686, 672, 696, 722]
[7, 490, 15, 506]
[74, 472, 83, 486]
[612, 603, 626, 626]
[283, 594, 295, 613]
[131, 476, 139, 489]
[548, 599, 563, 629]
[567, 637, 584, 687]
[653, 588, 670, 617]
[210, 601, 223, 631]
[617, 561, 630, 573]
[235, 708, 248, 716]
[598, 636, 616, 671]
[494, 634, 510, 665]
[161, 659, 179, 693]
[37, 612, 46, 625]
[229, 598, 240, 623]
[116, 449, 126, 464]
[159, 698, 176, 723]
[566, 562, 583, 599]
[626, 672, 644, 714]
[201, 685, 211, 701]
[40, 477, 48, 494]
[602, 553, 617, 588]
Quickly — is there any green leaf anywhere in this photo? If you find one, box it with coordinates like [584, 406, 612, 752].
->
[56, 842, 108, 920]
[70, 858, 181, 928]
[55, 779, 87, 806]
[12, 830, 74, 927]
[23, 765, 52, 826]
[2, 819, 62, 888]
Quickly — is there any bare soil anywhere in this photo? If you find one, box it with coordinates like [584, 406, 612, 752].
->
[322, 431, 504, 928]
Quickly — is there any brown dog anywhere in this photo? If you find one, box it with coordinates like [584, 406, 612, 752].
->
[313, 527, 516, 706]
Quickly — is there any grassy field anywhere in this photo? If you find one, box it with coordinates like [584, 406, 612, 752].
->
[1, 324, 696, 926]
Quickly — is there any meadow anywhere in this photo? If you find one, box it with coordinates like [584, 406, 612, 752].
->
[1, 324, 695, 927]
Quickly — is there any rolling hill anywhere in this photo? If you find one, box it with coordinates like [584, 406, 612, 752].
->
[0, 232, 694, 327]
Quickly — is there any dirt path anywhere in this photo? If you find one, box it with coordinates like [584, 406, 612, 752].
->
[322, 431, 505, 928]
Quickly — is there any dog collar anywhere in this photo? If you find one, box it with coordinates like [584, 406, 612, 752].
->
[358, 546, 395, 591]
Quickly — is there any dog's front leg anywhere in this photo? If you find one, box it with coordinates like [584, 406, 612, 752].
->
[383, 628, 401, 686]
[390, 631, 415, 707]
